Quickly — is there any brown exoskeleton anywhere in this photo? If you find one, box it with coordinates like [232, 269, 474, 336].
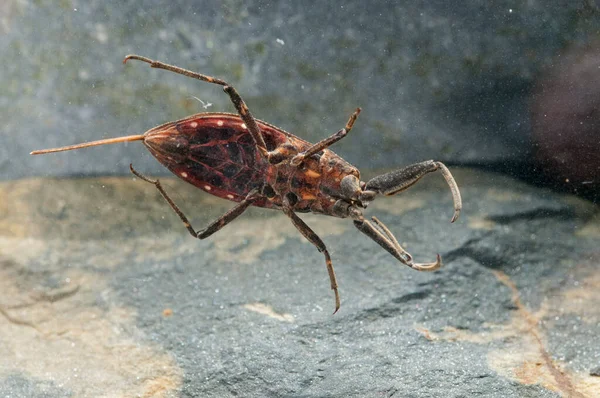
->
[31, 55, 462, 313]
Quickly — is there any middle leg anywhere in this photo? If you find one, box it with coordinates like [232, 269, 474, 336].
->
[282, 196, 341, 313]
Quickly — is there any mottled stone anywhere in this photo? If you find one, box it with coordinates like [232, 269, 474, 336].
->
[0, 169, 598, 396]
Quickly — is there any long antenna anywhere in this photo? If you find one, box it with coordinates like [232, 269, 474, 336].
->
[30, 134, 146, 155]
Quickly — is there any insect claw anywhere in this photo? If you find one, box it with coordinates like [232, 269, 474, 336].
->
[451, 208, 461, 224]
[410, 254, 442, 272]
[333, 291, 341, 315]
[345, 107, 362, 131]
[123, 54, 153, 65]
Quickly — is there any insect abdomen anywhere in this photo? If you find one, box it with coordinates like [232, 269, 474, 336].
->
[143, 113, 288, 204]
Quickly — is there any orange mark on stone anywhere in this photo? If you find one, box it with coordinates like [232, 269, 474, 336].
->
[415, 325, 435, 341]
[142, 375, 181, 398]
[243, 303, 294, 322]
[514, 360, 545, 385]
[162, 308, 173, 317]
[490, 270, 584, 398]
[415, 268, 599, 397]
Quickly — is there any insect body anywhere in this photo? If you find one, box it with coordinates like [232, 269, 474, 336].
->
[141, 112, 361, 215]
[31, 55, 462, 313]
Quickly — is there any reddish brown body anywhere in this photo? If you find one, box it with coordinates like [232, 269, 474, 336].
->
[145, 112, 359, 215]
[31, 54, 462, 313]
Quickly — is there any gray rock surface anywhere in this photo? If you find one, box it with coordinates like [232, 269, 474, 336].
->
[4, 1, 600, 180]
[1, 169, 599, 397]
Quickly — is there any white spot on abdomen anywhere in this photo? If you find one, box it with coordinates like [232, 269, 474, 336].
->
[204, 185, 212, 191]
[226, 194, 234, 199]
[217, 120, 224, 126]
[241, 123, 247, 129]
[180, 172, 188, 178]
[190, 121, 198, 128]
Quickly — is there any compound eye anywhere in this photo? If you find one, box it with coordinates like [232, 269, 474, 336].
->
[340, 175, 361, 201]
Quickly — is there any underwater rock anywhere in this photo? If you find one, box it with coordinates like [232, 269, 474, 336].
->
[0, 169, 598, 396]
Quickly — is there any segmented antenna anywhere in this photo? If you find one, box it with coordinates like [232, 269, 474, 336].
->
[31, 135, 145, 155]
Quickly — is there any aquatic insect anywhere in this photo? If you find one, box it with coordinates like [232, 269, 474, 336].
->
[31, 55, 462, 313]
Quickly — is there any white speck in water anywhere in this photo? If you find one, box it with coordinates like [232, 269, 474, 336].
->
[191, 96, 213, 109]
[276, 38, 285, 45]
[78, 69, 89, 80]
[94, 24, 108, 43]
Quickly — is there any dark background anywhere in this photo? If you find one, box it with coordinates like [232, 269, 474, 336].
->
[3, 0, 599, 197]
